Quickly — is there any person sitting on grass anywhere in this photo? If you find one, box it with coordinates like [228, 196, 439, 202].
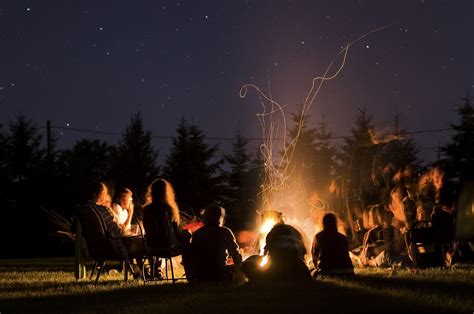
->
[190, 205, 242, 282]
[242, 223, 311, 283]
[312, 213, 354, 276]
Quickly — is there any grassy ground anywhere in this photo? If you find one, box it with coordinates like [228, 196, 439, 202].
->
[0, 258, 473, 313]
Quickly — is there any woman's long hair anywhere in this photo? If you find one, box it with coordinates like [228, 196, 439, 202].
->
[145, 179, 181, 225]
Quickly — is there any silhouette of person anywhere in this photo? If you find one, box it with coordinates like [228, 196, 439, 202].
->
[312, 213, 354, 276]
[190, 205, 242, 282]
[143, 178, 192, 278]
[242, 223, 311, 283]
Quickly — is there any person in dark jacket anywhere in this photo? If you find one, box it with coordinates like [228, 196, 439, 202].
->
[312, 213, 354, 276]
[190, 205, 242, 282]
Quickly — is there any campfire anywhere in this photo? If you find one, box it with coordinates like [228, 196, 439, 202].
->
[257, 210, 283, 266]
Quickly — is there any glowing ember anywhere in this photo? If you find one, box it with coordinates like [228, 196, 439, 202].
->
[260, 255, 269, 267]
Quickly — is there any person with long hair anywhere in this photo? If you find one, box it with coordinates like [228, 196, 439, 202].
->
[312, 213, 354, 276]
[142, 178, 191, 278]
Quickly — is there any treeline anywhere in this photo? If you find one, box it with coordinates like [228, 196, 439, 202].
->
[1, 94, 473, 257]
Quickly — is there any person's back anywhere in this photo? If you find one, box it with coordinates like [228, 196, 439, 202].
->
[313, 230, 353, 271]
[190, 205, 242, 282]
[312, 213, 354, 275]
[191, 224, 241, 281]
[143, 202, 179, 250]
[242, 223, 311, 283]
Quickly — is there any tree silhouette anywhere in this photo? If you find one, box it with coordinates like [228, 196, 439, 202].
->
[335, 107, 377, 223]
[379, 113, 420, 174]
[163, 118, 222, 214]
[111, 111, 159, 202]
[61, 139, 116, 181]
[222, 127, 252, 227]
[336, 107, 376, 180]
[440, 93, 474, 181]
[285, 107, 319, 192]
[313, 115, 337, 192]
[3, 114, 44, 182]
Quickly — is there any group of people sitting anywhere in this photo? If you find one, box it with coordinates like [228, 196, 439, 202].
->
[357, 205, 409, 268]
[83, 178, 356, 283]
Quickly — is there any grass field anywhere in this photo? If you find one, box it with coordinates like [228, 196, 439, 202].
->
[1, 258, 473, 313]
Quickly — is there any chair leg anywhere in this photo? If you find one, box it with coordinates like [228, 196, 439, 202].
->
[152, 257, 156, 279]
[125, 262, 130, 282]
[95, 261, 106, 284]
[141, 260, 147, 282]
[126, 262, 137, 282]
[169, 257, 175, 283]
[164, 258, 169, 280]
[139, 258, 146, 282]
[90, 261, 98, 281]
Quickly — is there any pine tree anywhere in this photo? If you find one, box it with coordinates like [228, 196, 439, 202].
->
[112, 111, 159, 201]
[313, 116, 337, 192]
[244, 146, 266, 229]
[379, 113, 420, 174]
[334, 107, 378, 223]
[61, 139, 116, 181]
[223, 128, 252, 225]
[285, 107, 318, 190]
[337, 107, 375, 179]
[164, 118, 222, 214]
[3, 114, 44, 182]
[440, 93, 474, 181]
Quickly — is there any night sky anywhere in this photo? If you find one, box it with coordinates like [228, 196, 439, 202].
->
[1, 0, 473, 163]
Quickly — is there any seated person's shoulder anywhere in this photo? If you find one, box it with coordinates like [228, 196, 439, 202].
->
[221, 226, 234, 233]
[336, 232, 348, 241]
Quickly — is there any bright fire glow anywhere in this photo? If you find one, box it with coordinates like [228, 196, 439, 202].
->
[240, 27, 390, 261]
[260, 255, 269, 267]
[259, 217, 278, 255]
[260, 218, 277, 235]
